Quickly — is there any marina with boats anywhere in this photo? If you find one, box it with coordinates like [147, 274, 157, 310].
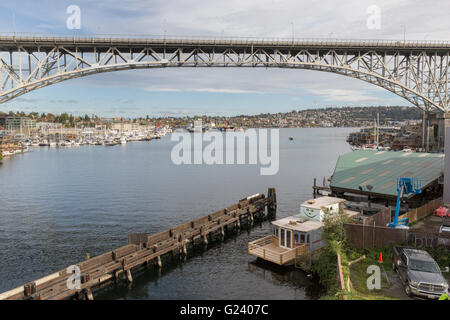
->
[0, 126, 172, 158]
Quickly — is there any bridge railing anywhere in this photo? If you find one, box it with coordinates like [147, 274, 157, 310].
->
[1, 32, 450, 48]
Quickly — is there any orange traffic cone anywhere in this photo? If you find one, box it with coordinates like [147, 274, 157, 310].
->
[378, 252, 383, 264]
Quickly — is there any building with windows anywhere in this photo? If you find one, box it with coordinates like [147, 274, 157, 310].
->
[329, 150, 444, 202]
[0, 115, 36, 131]
[248, 196, 359, 266]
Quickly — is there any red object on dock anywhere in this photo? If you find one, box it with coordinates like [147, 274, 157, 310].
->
[434, 207, 448, 218]
[378, 252, 383, 264]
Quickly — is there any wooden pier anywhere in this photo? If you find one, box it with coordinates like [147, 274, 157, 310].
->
[248, 235, 307, 266]
[312, 177, 331, 197]
[0, 188, 277, 300]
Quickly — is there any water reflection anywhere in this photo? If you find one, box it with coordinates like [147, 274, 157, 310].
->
[248, 259, 325, 299]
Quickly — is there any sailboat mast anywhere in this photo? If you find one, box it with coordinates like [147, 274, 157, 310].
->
[376, 111, 379, 148]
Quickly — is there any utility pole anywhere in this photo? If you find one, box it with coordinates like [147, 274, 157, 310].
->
[291, 22, 294, 43]
[373, 116, 376, 147]
[401, 24, 406, 43]
[12, 11, 16, 37]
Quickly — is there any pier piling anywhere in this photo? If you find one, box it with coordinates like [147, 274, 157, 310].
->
[0, 188, 276, 300]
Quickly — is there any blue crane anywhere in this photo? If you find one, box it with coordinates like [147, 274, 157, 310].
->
[388, 177, 422, 228]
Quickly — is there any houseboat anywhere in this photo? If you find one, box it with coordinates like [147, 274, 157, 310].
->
[248, 196, 359, 266]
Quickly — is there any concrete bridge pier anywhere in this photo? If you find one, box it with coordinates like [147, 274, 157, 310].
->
[425, 112, 446, 152]
[443, 113, 450, 205]
[422, 110, 429, 151]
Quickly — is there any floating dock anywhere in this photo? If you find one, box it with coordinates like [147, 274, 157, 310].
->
[0, 188, 277, 300]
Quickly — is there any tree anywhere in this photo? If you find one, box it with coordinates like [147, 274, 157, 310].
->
[59, 113, 69, 124]
[312, 206, 350, 294]
[47, 113, 56, 122]
[29, 112, 39, 119]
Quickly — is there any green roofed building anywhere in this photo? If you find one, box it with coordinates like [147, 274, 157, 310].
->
[330, 150, 444, 200]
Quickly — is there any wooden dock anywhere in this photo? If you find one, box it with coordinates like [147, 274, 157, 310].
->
[312, 177, 331, 197]
[248, 235, 307, 266]
[0, 188, 277, 300]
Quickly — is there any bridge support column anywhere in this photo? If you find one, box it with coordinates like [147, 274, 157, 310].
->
[443, 114, 450, 205]
[422, 110, 427, 150]
[426, 112, 431, 152]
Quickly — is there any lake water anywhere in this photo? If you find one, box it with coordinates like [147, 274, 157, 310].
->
[0, 128, 355, 299]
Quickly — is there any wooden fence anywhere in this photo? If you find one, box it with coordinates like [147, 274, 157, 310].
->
[344, 198, 443, 249]
[398, 198, 442, 224]
[344, 223, 409, 248]
[363, 207, 391, 226]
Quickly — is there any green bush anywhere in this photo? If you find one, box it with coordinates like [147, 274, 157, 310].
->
[312, 206, 351, 297]
[314, 242, 339, 290]
[422, 246, 450, 269]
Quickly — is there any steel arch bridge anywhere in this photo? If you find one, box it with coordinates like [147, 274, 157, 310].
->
[2, 34, 450, 204]
[1, 35, 450, 113]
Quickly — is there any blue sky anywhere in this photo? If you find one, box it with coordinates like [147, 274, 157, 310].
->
[1, 0, 449, 117]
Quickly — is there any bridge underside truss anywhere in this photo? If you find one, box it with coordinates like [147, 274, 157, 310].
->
[1, 39, 449, 112]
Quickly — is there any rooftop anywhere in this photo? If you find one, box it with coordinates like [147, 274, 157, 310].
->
[330, 150, 444, 198]
[272, 217, 324, 232]
[301, 196, 345, 210]
[403, 248, 433, 261]
[271, 209, 359, 232]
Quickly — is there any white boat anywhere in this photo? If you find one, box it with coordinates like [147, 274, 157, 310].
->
[362, 144, 377, 150]
[49, 142, 56, 147]
[105, 139, 118, 146]
[1, 150, 14, 157]
[119, 137, 127, 144]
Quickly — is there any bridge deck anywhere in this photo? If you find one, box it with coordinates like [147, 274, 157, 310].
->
[2, 35, 450, 52]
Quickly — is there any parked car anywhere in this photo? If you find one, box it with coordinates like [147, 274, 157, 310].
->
[392, 246, 448, 299]
[440, 216, 450, 234]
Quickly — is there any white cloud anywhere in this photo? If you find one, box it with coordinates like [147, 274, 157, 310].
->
[0, 0, 445, 111]
[307, 89, 380, 103]
[144, 87, 263, 94]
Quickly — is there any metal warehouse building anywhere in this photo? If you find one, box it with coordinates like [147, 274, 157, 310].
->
[330, 150, 444, 200]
